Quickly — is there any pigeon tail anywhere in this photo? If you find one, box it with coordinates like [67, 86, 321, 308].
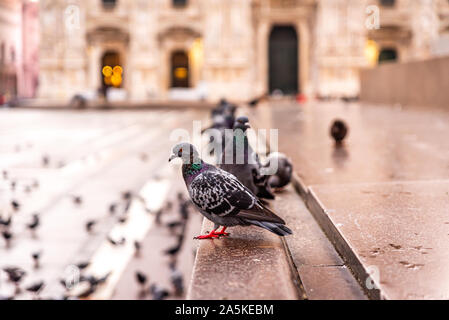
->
[246, 220, 292, 236]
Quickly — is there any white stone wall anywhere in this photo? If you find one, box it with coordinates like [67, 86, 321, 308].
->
[36, 0, 449, 102]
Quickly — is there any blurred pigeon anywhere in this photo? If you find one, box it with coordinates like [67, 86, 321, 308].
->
[11, 200, 20, 211]
[219, 117, 275, 200]
[134, 240, 141, 256]
[26, 281, 45, 298]
[122, 191, 132, 201]
[32, 251, 42, 269]
[72, 195, 83, 205]
[4, 267, 26, 294]
[330, 119, 348, 145]
[149, 284, 169, 300]
[2, 230, 13, 246]
[0, 216, 12, 227]
[42, 155, 50, 167]
[169, 143, 292, 239]
[264, 152, 293, 190]
[27, 213, 40, 235]
[169, 264, 184, 296]
[164, 234, 184, 256]
[76, 262, 90, 270]
[108, 203, 117, 215]
[135, 271, 147, 287]
[85, 220, 97, 234]
[108, 236, 126, 246]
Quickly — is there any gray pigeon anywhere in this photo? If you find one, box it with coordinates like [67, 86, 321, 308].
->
[169, 142, 292, 239]
[219, 116, 275, 200]
[264, 152, 293, 189]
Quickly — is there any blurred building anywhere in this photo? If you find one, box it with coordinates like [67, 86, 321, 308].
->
[0, 0, 39, 103]
[36, 0, 449, 102]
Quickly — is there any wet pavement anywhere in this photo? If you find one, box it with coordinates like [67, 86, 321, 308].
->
[248, 100, 449, 299]
[0, 108, 206, 299]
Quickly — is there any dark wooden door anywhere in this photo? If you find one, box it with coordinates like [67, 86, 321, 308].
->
[269, 26, 298, 95]
[171, 51, 189, 88]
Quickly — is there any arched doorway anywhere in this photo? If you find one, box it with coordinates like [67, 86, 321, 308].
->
[171, 51, 189, 88]
[101, 50, 122, 91]
[269, 26, 298, 95]
[378, 48, 398, 64]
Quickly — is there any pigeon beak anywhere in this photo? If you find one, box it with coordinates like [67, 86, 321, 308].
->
[168, 154, 177, 162]
[245, 124, 251, 129]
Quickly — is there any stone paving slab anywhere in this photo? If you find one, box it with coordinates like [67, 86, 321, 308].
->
[308, 180, 449, 300]
[248, 101, 449, 186]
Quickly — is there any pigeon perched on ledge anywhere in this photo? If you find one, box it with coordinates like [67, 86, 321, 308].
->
[219, 116, 275, 200]
[169, 142, 292, 239]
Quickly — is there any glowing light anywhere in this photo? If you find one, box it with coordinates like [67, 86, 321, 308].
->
[102, 66, 113, 77]
[111, 74, 122, 87]
[365, 40, 379, 66]
[104, 76, 112, 85]
[174, 67, 187, 79]
[113, 65, 123, 75]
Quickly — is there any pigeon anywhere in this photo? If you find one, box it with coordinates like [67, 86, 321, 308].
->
[108, 236, 126, 246]
[76, 262, 90, 270]
[3, 267, 26, 285]
[263, 152, 293, 190]
[42, 155, 50, 167]
[154, 208, 163, 225]
[2, 230, 13, 246]
[169, 142, 292, 239]
[169, 264, 184, 296]
[26, 281, 45, 298]
[85, 220, 97, 234]
[179, 200, 190, 221]
[134, 240, 141, 256]
[32, 251, 42, 269]
[27, 213, 40, 234]
[108, 203, 117, 215]
[164, 234, 184, 256]
[149, 284, 169, 300]
[330, 119, 348, 145]
[0, 216, 12, 227]
[166, 220, 184, 231]
[11, 200, 20, 211]
[122, 191, 132, 201]
[135, 271, 147, 287]
[72, 195, 83, 205]
[219, 116, 275, 200]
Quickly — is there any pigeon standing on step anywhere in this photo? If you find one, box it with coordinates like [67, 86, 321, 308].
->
[219, 116, 275, 200]
[330, 119, 348, 146]
[169, 142, 292, 239]
[263, 152, 293, 190]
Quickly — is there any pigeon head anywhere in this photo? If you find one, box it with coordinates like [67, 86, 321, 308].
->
[233, 116, 250, 131]
[169, 143, 201, 164]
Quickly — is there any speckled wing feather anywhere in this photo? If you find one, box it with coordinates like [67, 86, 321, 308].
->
[189, 168, 284, 223]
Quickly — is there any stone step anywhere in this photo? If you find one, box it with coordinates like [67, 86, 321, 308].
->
[186, 184, 367, 300]
[186, 214, 302, 300]
[269, 185, 367, 300]
[306, 180, 449, 300]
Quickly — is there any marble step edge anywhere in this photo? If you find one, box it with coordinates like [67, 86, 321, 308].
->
[291, 172, 382, 300]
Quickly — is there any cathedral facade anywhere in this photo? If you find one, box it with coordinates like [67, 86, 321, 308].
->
[36, 0, 449, 102]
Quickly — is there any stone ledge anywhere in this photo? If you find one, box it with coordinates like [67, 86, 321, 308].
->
[187, 218, 302, 300]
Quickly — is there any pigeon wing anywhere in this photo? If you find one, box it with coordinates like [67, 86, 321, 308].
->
[189, 169, 284, 224]
[189, 169, 255, 217]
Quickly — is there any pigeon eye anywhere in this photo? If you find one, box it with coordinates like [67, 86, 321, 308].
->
[178, 148, 183, 156]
